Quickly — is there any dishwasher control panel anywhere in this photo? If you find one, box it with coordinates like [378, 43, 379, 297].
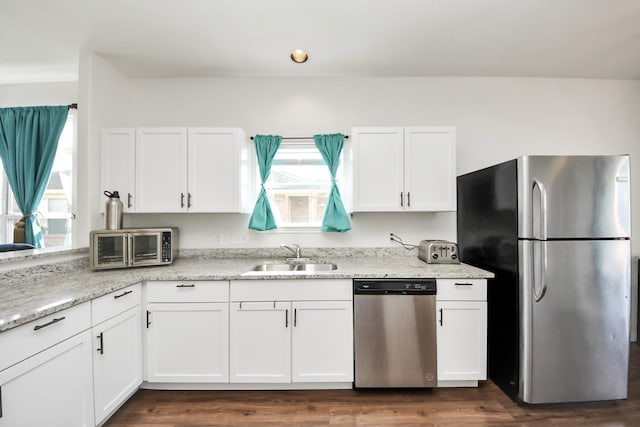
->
[354, 278, 436, 294]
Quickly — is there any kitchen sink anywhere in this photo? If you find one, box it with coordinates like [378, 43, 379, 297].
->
[249, 262, 338, 273]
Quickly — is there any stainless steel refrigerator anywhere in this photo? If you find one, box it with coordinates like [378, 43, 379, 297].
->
[457, 155, 631, 404]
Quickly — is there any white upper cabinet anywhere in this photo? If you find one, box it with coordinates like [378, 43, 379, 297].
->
[136, 128, 189, 212]
[352, 127, 405, 212]
[352, 127, 456, 212]
[403, 127, 456, 211]
[187, 128, 246, 212]
[102, 127, 248, 213]
[102, 128, 136, 212]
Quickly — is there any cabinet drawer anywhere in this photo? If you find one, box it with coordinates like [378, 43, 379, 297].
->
[145, 280, 229, 302]
[92, 283, 142, 325]
[230, 279, 352, 302]
[0, 302, 91, 371]
[436, 279, 486, 301]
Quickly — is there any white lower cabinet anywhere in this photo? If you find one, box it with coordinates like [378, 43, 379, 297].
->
[92, 306, 142, 425]
[0, 329, 94, 427]
[291, 301, 353, 382]
[145, 302, 229, 383]
[229, 301, 291, 383]
[228, 280, 353, 386]
[91, 283, 142, 425]
[144, 281, 230, 383]
[436, 279, 488, 387]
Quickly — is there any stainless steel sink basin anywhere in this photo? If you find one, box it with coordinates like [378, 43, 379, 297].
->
[250, 262, 338, 273]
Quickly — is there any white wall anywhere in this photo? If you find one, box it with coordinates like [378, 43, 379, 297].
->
[77, 52, 132, 245]
[120, 77, 640, 254]
[0, 82, 77, 107]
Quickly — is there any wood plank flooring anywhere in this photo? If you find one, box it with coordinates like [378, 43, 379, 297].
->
[105, 344, 640, 426]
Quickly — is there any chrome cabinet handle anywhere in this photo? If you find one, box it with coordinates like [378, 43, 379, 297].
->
[294, 308, 297, 327]
[285, 309, 289, 328]
[114, 290, 133, 299]
[127, 193, 132, 208]
[400, 192, 403, 207]
[176, 284, 195, 288]
[180, 193, 185, 208]
[407, 192, 411, 207]
[96, 332, 104, 354]
[188, 193, 192, 208]
[146, 310, 151, 328]
[33, 316, 66, 331]
[454, 282, 474, 286]
[439, 308, 443, 326]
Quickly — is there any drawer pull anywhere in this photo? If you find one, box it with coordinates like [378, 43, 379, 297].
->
[33, 316, 66, 331]
[439, 308, 444, 326]
[146, 310, 151, 328]
[176, 284, 195, 288]
[114, 290, 133, 299]
[97, 332, 104, 355]
[454, 282, 474, 286]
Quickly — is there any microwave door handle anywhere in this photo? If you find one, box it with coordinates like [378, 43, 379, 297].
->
[126, 234, 133, 267]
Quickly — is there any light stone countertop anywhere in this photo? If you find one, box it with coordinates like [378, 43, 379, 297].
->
[0, 248, 494, 333]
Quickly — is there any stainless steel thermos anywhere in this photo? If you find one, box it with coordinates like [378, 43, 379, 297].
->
[104, 190, 123, 230]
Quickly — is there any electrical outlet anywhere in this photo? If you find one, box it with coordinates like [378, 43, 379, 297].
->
[231, 232, 248, 244]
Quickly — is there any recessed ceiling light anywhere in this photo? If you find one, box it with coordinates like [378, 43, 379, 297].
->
[290, 49, 308, 63]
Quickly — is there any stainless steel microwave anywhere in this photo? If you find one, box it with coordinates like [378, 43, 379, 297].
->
[90, 227, 178, 270]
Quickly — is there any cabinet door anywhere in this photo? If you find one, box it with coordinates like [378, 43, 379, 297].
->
[291, 301, 353, 383]
[93, 306, 142, 425]
[135, 128, 188, 212]
[188, 128, 243, 212]
[436, 301, 487, 382]
[145, 302, 229, 383]
[404, 127, 456, 211]
[352, 127, 405, 212]
[102, 128, 136, 212]
[0, 330, 94, 427]
[229, 301, 291, 383]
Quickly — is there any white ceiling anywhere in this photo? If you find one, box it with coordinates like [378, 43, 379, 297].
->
[2, 0, 640, 84]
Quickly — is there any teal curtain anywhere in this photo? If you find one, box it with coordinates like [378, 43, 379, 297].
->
[248, 135, 282, 231]
[313, 133, 351, 232]
[0, 106, 68, 247]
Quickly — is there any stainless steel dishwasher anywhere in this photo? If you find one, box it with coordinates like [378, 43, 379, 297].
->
[354, 278, 437, 388]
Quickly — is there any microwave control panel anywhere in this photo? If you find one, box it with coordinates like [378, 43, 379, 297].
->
[162, 231, 172, 262]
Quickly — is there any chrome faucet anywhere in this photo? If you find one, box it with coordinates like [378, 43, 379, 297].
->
[280, 243, 302, 259]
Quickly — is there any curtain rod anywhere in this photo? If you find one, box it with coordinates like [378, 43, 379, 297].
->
[250, 135, 349, 140]
[68, 103, 77, 109]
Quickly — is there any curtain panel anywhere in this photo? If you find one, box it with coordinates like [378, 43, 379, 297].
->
[248, 134, 282, 231]
[0, 106, 68, 247]
[313, 133, 351, 232]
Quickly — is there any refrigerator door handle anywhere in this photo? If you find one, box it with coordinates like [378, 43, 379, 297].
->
[532, 179, 547, 240]
[533, 240, 548, 302]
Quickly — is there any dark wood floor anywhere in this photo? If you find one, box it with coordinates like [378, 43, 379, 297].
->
[105, 344, 640, 426]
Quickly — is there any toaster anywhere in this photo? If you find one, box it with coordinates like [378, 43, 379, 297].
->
[418, 240, 460, 264]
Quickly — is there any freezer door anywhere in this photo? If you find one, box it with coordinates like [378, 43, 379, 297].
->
[519, 239, 630, 404]
[518, 155, 630, 239]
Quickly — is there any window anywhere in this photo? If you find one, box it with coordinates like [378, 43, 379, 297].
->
[265, 142, 342, 228]
[0, 112, 75, 247]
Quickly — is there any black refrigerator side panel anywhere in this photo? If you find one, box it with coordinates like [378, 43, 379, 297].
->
[457, 159, 520, 401]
